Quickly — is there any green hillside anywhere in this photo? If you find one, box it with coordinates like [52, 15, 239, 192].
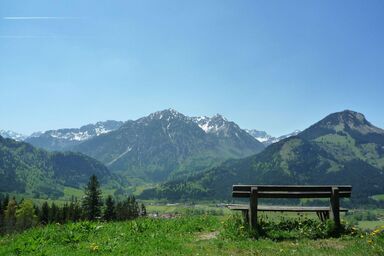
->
[0, 136, 115, 198]
[142, 110, 384, 200]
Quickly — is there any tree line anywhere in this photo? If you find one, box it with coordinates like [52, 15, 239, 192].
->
[0, 175, 146, 234]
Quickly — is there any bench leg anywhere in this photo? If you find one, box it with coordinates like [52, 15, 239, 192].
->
[249, 187, 258, 231]
[330, 187, 341, 231]
[316, 211, 324, 222]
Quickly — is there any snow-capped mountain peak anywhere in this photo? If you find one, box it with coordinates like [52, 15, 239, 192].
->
[147, 108, 185, 121]
[245, 129, 301, 146]
[24, 120, 124, 151]
[191, 114, 241, 138]
[0, 130, 27, 141]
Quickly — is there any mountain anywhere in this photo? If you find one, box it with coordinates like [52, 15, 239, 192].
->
[25, 120, 124, 151]
[245, 130, 276, 145]
[142, 110, 384, 200]
[245, 129, 301, 146]
[72, 109, 265, 183]
[0, 130, 27, 141]
[0, 135, 115, 198]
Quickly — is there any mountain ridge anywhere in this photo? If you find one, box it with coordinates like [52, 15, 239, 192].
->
[72, 109, 265, 183]
[25, 120, 124, 151]
[0, 135, 117, 198]
[141, 110, 384, 200]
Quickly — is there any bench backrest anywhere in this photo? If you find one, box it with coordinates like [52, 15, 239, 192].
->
[232, 185, 352, 198]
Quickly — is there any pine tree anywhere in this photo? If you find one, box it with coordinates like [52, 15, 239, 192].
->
[0, 197, 3, 234]
[61, 203, 69, 223]
[131, 196, 139, 219]
[4, 198, 17, 233]
[103, 195, 116, 221]
[16, 200, 37, 231]
[70, 199, 82, 222]
[0, 197, 3, 217]
[40, 202, 49, 225]
[82, 175, 103, 221]
[2, 194, 9, 212]
[140, 203, 147, 217]
[49, 203, 58, 223]
[1, 194, 9, 234]
[115, 201, 125, 221]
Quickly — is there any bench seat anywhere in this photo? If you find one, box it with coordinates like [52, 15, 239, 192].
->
[227, 204, 348, 212]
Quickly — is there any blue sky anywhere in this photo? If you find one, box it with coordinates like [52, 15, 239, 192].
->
[1, 0, 383, 136]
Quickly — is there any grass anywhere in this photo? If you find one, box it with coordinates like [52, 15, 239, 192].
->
[1, 215, 383, 256]
[358, 221, 384, 230]
[372, 194, 384, 201]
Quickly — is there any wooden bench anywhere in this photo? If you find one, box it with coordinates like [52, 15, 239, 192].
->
[229, 185, 352, 231]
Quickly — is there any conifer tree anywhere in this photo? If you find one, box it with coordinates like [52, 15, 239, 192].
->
[4, 198, 17, 233]
[103, 195, 116, 221]
[2, 194, 9, 212]
[140, 203, 147, 217]
[131, 196, 139, 219]
[70, 199, 82, 222]
[0, 197, 3, 233]
[82, 175, 103, 221]
[115, 201, 124, 221]
[61, 203, 69, 223]
[40, 202, 49, 225]
[0, 197, 3, 218]
[16, 200, 37, 230]
[49, 203, 58, 223]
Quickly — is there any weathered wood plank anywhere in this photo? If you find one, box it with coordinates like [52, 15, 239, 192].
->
[233, 185, 352, 192]
[227, 204, 348, 212]
[232, 191, 351, 198]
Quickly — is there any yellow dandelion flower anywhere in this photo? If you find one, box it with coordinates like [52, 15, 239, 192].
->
[90, 243, 99, 252]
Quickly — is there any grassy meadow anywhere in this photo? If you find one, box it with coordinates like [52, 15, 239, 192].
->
[1, 214, 383, 256]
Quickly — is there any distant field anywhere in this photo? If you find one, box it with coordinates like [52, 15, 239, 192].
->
[372, 194, 384, 201]
[358, 221, 384, 230]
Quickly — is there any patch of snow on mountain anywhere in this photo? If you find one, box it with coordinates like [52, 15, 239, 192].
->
[245, 129, 301, 146]
[95, 126, 111, 136]
[0, 130, 27, 141]
[72, 131, 91, 141]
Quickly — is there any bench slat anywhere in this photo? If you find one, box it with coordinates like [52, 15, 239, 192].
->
[233, 185, 352, 192]
[232, 191, 351, 198]
[227, 204, 348, 212]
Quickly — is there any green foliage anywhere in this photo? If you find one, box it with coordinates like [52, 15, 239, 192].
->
[0, 215, 382, 256]
[221, 214, 359, 241]
[82, 175, 103, 221]
[220, 214, 252, 240]
[0, 136, 114, 198]
[103, 195, 116, 221]
[39, 202, 49, 225]
[4, 198, 17, 233]
[15, 200, 37, 231]
[115, 196, 140, 221]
